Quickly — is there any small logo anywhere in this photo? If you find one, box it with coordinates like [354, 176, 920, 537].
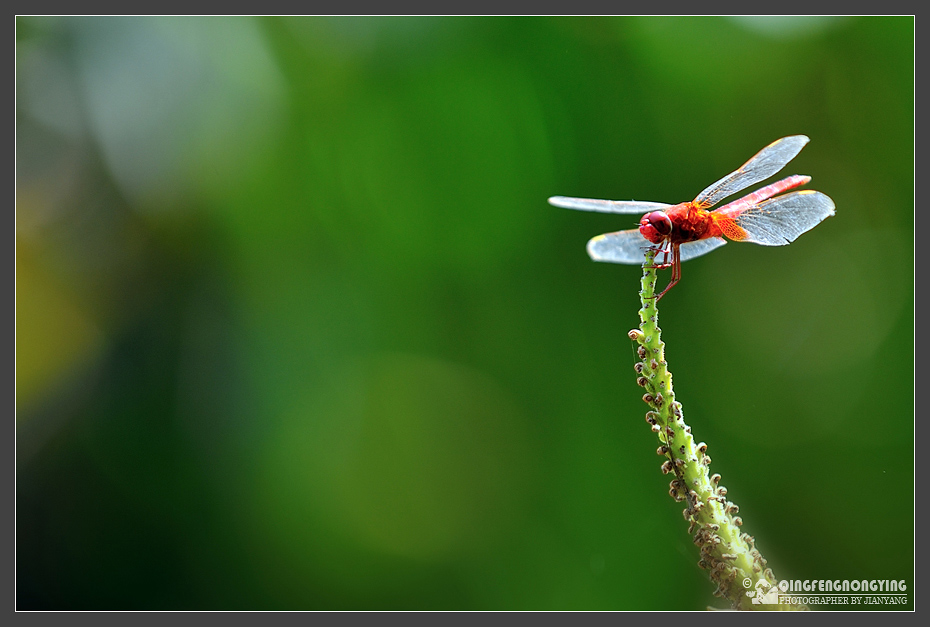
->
[744, 579, 780, 605]
[742, 578, 909, 608]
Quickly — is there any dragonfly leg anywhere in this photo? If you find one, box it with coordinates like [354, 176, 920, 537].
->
[654, 245, 681, 302]
[647, 244, 673, 269]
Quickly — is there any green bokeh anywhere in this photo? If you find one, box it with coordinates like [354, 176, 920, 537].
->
[16, 16, 913, 610]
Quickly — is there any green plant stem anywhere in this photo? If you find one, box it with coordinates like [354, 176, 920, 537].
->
[631, 249, 802, 611]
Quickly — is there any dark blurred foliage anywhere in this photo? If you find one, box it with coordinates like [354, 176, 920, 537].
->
[16, 16, 913, 610]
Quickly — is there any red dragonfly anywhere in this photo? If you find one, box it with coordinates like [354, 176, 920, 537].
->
[549, 135, 835, 301]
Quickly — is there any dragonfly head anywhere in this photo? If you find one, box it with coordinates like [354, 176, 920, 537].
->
[639, 211, 673, 244]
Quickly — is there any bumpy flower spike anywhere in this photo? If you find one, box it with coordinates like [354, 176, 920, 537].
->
[632, 249, 804, 611]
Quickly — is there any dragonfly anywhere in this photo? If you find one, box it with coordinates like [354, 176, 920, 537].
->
[549, 135, 835, 301]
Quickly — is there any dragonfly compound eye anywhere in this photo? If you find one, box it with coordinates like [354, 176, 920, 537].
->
[639, 211, 673, 243]
[648, 212, 673, 234]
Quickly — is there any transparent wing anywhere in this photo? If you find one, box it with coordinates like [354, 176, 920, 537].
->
[549, 196, 671, 215]
[586, 231, 727, 264]
[693, 135, 810, 209]
[679, 237, 728, 261]
[731, 190, 835, 246]
[586, 229, 652, 264]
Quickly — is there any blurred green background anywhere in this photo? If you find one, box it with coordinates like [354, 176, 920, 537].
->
[16, 16, 913, 610]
